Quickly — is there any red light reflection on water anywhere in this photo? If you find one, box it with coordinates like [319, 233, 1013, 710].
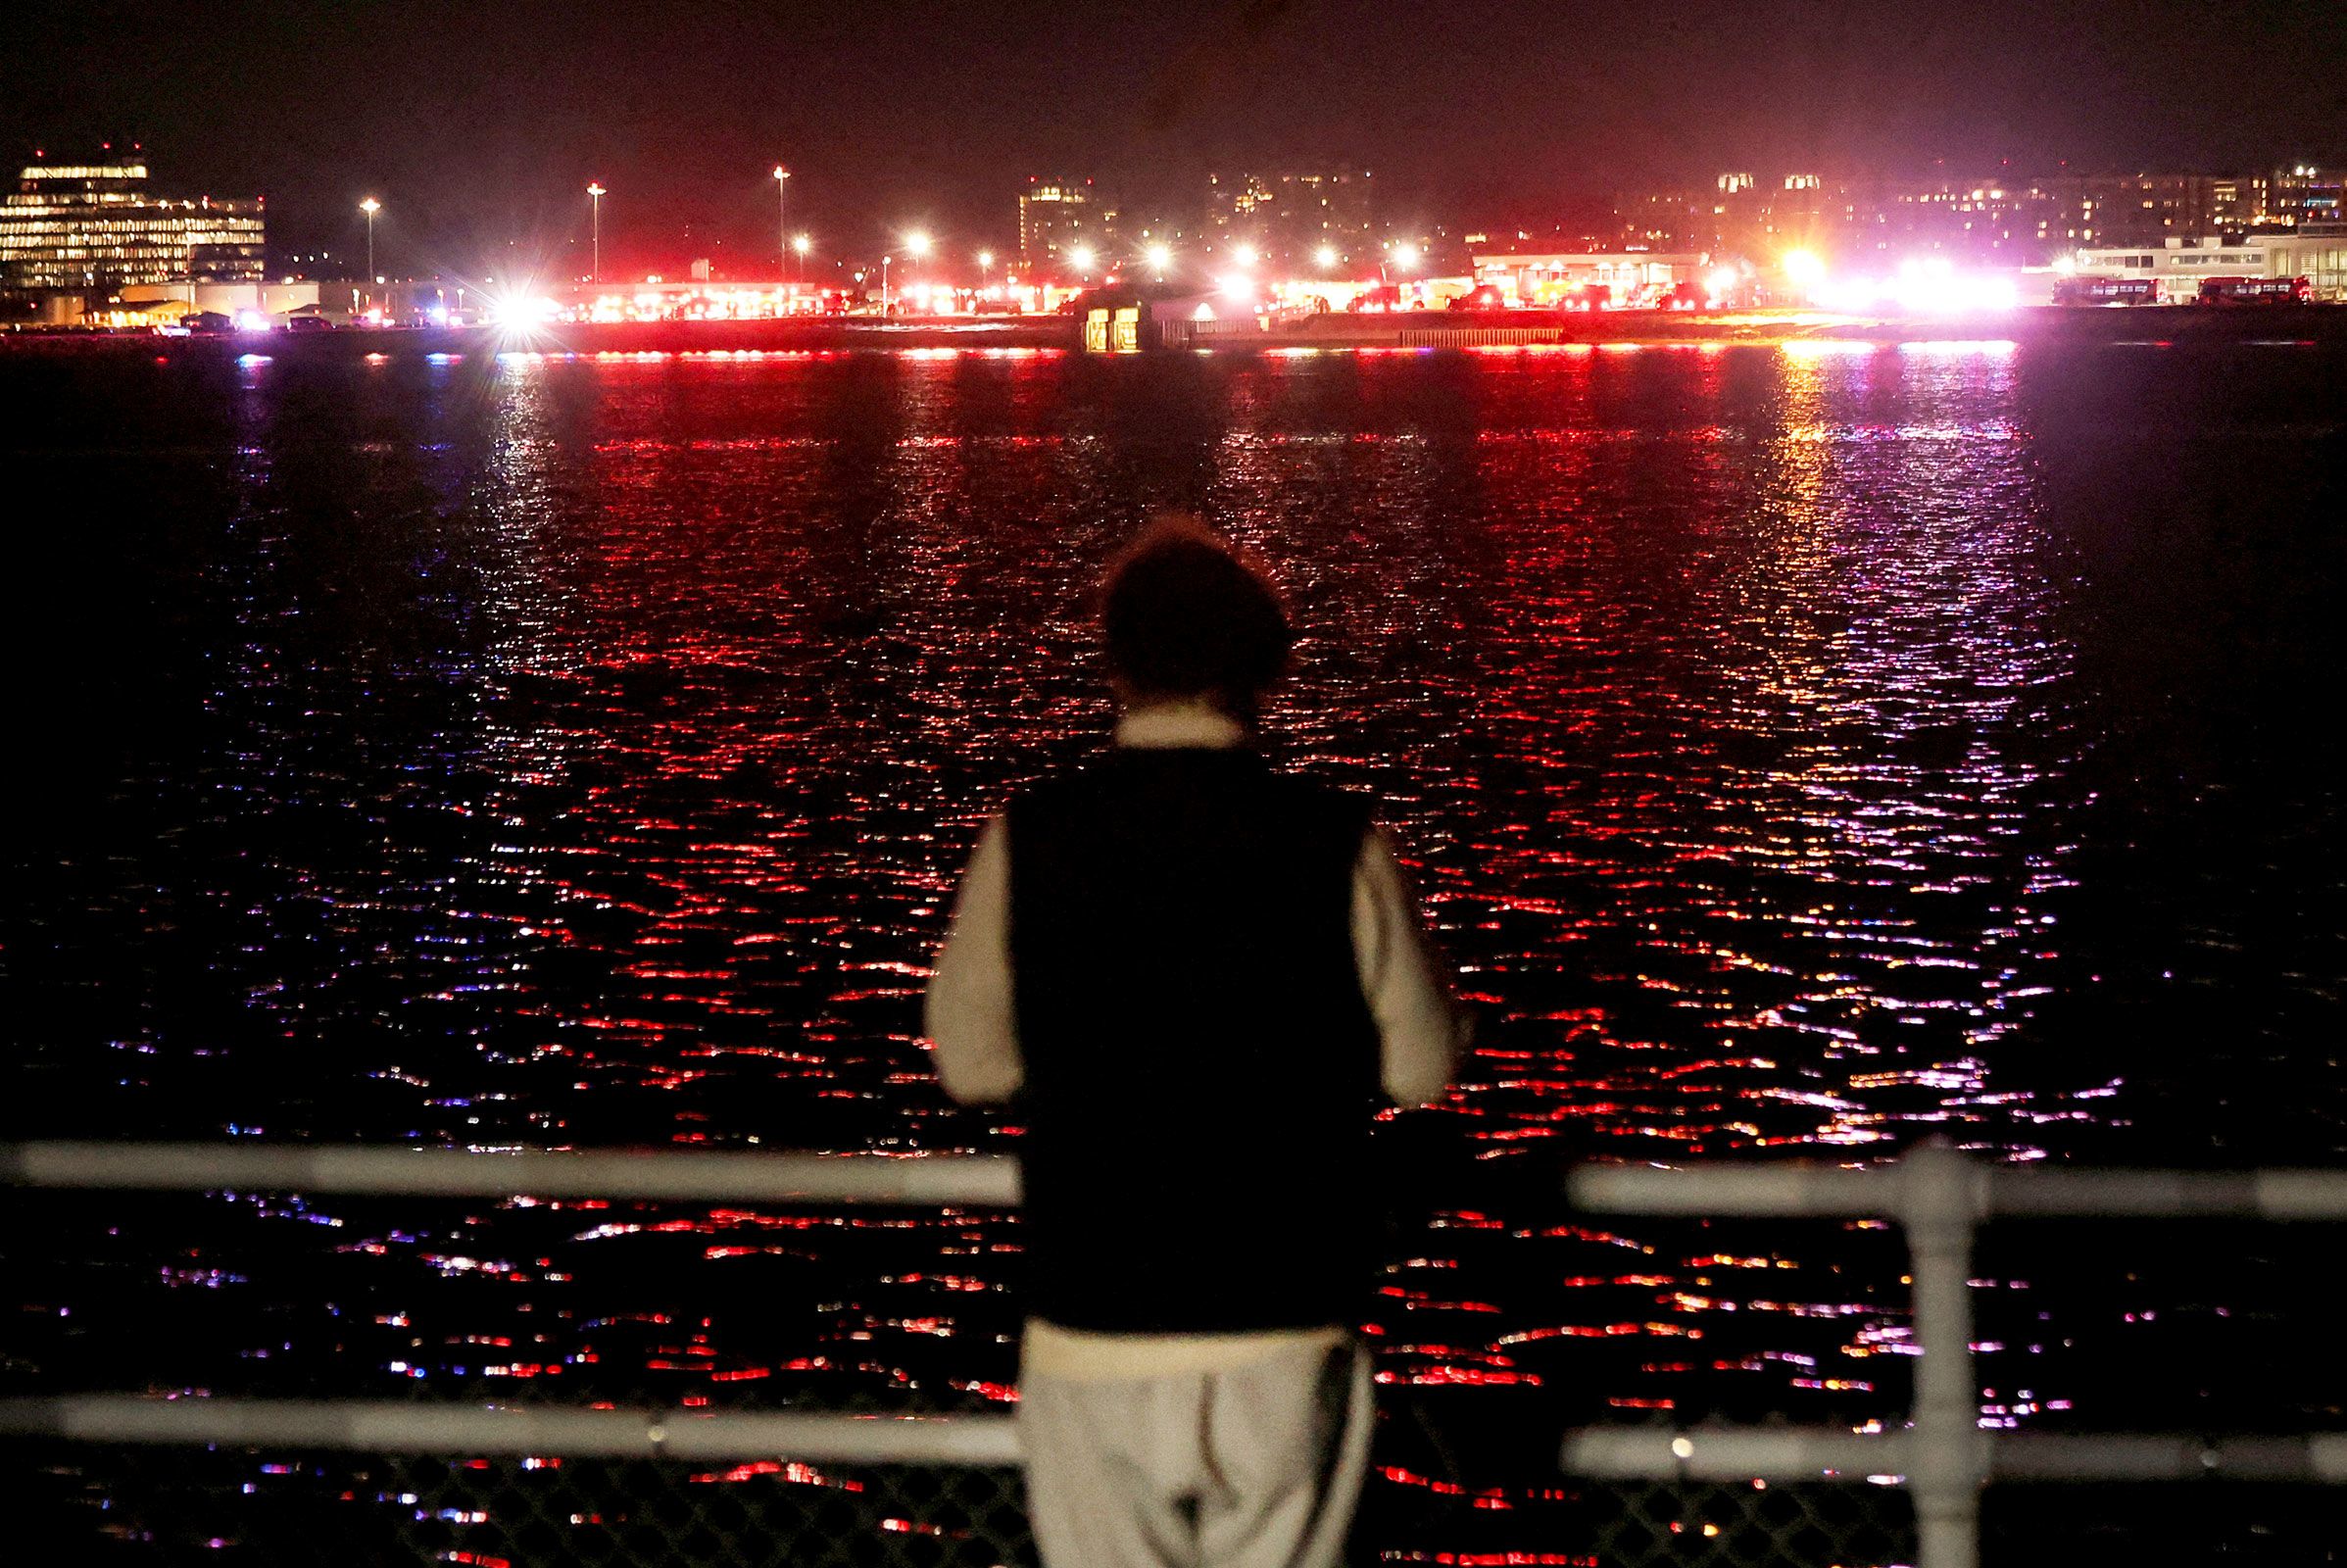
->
[49, 338, 2325, 1555]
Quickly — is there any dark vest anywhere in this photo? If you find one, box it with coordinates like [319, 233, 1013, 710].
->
[1006, 748, 1381, 1334]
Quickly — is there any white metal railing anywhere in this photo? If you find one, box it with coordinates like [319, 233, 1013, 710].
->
[0, 1143, 1021, 1462]
[1566, 1140, 2347, 1568]
[0, 1395, 1020, 1463]
[0, 1142, 1021, 1205]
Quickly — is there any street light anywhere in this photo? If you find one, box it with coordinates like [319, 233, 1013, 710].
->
[359, 197, 380, 283]
[1068, 244, 1097, 276]
[793, 233, 811, 263]
[1145, 241, 1172, 277]
[893, 233, 931, 313]
[1232, 243, 1257, 268]
[586, 183, 606, 280]
[1380, 241, 1421, 291]
[1315, 244, 1339, 270]
[977, 249, 994, 288]
[772, 165, 791, 277]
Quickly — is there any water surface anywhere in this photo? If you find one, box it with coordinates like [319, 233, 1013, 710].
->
[6, 338, 2344, 1555]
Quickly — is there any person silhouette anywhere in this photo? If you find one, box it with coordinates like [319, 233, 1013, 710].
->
[927, 515, 1462, 1568]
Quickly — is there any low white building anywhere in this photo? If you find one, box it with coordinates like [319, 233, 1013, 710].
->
[2258, 223, 2347, 299]
[120, 281, 323, 318]
[1470, 250, 1710, 305]
[2068, 235, 2274, 302]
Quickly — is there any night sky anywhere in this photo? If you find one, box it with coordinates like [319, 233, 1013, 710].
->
[5, 0, 2342, 275]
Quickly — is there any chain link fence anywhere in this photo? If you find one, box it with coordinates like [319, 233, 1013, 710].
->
[16, 1443, 1029, 1568]
[27, 1438, 2345, 1567]
[1367, 1473, 1915, 1567]
[15, 1436, 1923, 1568]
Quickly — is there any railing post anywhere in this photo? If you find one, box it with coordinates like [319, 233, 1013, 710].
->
[1901, 1139, 1987, 1568]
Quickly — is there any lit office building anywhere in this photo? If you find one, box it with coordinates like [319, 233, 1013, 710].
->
[1204, 170, 1373, 267]
[1018, 178, 1117, 271]
[2270, 166, 2344, 228]
[0, 152, 266, 293]
[1612, 164, 2344, 269]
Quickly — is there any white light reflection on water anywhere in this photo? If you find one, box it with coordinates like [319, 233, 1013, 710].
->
[11, 340, 2345, 1552]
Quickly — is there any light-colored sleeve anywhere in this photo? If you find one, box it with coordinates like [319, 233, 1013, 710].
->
[924, 815, 1024, 1104]
[1351, 824, 1465, 1107]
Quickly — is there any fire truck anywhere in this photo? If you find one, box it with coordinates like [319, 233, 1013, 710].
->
[2051, 275, 2161, 307]
[2195, 275, 2314, 305]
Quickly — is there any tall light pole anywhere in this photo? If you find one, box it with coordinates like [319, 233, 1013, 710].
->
[978, 249, 994, 291]
[1381, 240, 1421, 287]
[901, 231, 930, 313]
[359, 197, 380, 283]
[881, 254, 893, 313]
[772, 165, 791, 279]
[586, 182, 606, 280]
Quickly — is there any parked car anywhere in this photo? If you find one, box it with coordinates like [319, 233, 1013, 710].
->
[285, 315, 335, 332]
[180, 311, 234, 333]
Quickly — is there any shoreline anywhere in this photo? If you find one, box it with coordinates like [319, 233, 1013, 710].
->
[2, 305, 2341, 360]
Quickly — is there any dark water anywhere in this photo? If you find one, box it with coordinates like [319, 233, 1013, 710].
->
[6, 339, 2346, 1557]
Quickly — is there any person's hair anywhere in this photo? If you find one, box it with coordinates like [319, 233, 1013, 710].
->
[1100, 516, 1293, 710]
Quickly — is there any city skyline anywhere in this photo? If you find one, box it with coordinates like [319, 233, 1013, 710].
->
[5, 0, 2344, 274]
[10, 145, 2342, 304]
[10, 142, 2345, 298]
